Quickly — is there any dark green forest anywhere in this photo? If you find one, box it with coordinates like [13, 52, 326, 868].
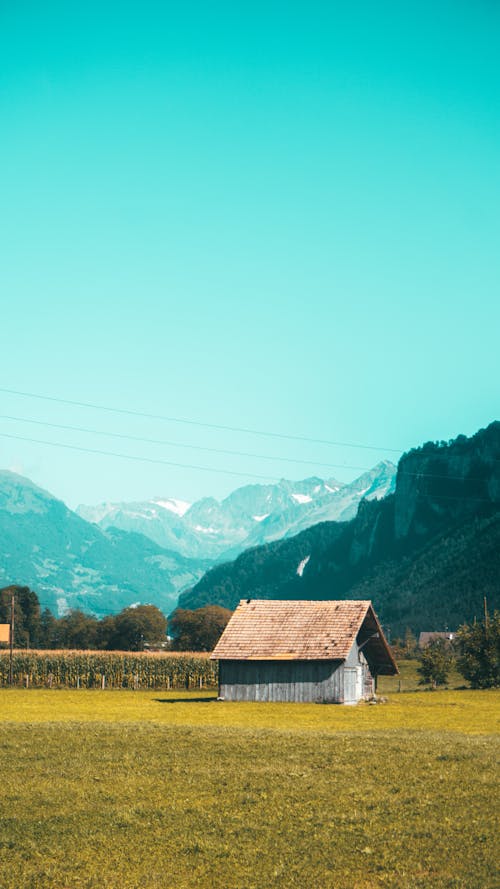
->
[179, 422, 500, 635]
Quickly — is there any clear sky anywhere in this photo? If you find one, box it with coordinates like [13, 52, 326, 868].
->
[1, 1, 499, 509]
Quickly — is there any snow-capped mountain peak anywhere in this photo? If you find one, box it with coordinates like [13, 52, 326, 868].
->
[153, 498, 191, 517]
[291, 493, 313, 504]
[76, 463, 397, 562]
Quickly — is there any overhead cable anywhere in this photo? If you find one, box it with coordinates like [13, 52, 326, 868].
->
[0, 432, 280, 481]
[0, 414, 373, 474]
[0, 386, 402, 453]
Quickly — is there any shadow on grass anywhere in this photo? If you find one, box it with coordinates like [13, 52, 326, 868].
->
[153, 696, 219, 704]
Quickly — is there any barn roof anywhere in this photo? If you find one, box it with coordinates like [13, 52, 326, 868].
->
[211, 599, 397, 674]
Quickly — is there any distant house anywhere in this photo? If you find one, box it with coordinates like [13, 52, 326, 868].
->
[418, 631, 455, 648]
[211, 599, 397, 704]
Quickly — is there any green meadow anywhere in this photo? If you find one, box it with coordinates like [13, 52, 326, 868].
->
[0, 688, 498, 889]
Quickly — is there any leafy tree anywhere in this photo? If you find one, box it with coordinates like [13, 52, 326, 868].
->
[403, 628, 418, 659]
[57, 610, 99, 649]
[456, 611, 500, 688]
[0, 585, 41, 647]
[169, 605, 233, 651]
[417, 638, 454, 688]
[103, 605, 167, 651]
[96, 614, 118, 650]
[39, 608, 58, 648]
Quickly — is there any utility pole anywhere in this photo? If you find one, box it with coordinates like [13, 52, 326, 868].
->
[9, 594, 14, 686]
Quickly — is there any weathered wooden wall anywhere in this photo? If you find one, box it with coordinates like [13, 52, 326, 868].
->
[219, 659, 346, 703]
[218, 644, 375, 703]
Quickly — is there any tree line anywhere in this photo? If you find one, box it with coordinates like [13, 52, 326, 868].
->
[0, 585, 232, 652]
[2, 585, 497, 686]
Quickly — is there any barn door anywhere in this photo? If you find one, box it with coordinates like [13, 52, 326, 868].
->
[343, 668, 357, 704]
[344, 666, 363, 704]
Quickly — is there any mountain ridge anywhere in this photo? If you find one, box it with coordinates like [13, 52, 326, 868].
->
[0, 470, 209, 618]
[76, 461, 396, 562]
[178, 422, 500, 634]
[0, 461, 395, 617]
[3, 421, 498, 631]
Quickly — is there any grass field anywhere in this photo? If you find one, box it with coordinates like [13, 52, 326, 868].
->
[0, 688, 498, 889]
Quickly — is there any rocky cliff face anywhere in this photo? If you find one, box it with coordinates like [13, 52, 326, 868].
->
[394, 422, 500, 540]
[179, 421, 500, 632]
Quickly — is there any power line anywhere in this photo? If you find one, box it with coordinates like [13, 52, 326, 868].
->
[1, 413, 495, 484]
[2, 431, 497, 508]
[1, 427, 497, 493]
[397, 472, 496, 484]
[0, 431, 282, 481]
[0, 414, 374, 474]
[0, 386, 402, 454]
[415, 492, 496, 504]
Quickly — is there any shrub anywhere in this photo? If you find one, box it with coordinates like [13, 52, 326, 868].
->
[456, 611, 500, 688]
[417, 638, 454, 688]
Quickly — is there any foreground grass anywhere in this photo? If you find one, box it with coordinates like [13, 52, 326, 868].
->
[0, 690, 498, 889]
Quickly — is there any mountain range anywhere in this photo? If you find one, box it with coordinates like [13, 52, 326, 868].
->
[0, 470, 209, 617]
[76, 461, 396, 561]
[178, 422, 500, 636]
[3, 421, 498, 633]
[0, 461, 395, 617]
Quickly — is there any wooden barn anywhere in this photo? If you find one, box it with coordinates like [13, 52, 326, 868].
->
[211, 599, 397, 704]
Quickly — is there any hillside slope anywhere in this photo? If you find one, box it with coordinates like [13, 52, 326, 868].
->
[0, 471, 209, 617]
[179, 422, 500, 634]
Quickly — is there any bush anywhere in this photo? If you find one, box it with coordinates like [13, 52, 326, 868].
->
[456, 611, 500, 688]
[417, 638, 454, 688]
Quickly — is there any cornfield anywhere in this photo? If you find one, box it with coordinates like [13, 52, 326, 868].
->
[0, 650, 218, 689]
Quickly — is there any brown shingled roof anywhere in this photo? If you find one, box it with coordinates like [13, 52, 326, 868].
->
[211, 599, 388, 663]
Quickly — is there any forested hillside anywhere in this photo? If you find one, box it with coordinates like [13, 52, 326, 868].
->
[179, 422, 500, 635]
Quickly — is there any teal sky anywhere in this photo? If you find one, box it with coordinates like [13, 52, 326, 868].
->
[1, 1, 499, 508]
